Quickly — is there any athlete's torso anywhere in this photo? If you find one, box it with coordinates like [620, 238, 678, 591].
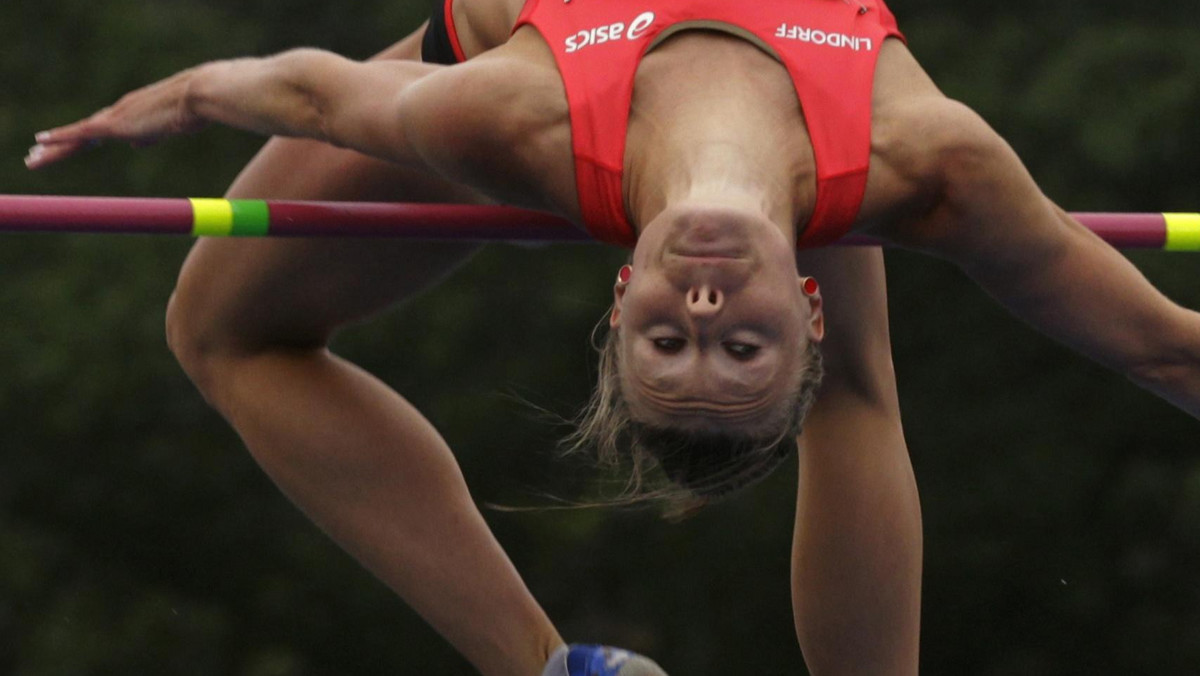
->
[433, 0, 902, 247]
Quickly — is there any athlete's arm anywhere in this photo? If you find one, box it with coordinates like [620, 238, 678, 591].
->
[790, 247, 921, 675]
[881, 99, 1200, 418]
[26, 49, 442, 169]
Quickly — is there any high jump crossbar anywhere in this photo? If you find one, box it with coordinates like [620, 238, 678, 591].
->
[1, 195, 1198, 250]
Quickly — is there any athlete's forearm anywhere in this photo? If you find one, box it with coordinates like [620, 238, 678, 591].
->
[188, 49, 436, 159]
[185, 50, 337, 143]
[787, 248, 921, 674]
[794, 388, 921, 675]
[893, 104, 1200, 419]
[28, 48, 438, 170]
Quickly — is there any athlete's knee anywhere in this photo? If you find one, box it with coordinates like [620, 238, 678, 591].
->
[165, 267, 326, 406]
[165, 284, 232, 402]
[1123, 308, 1200, 394]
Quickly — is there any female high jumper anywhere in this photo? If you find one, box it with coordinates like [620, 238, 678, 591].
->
[26, 0, 1200, 674]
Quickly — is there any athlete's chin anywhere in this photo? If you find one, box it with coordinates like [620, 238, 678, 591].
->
[661, 204, 771, 255]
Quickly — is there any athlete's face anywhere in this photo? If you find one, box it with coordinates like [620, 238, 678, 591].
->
[611, 204, 824, 432]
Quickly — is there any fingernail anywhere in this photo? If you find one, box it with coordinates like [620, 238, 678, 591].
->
[35, 132, 51, 142]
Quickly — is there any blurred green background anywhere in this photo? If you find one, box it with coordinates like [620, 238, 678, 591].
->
[1, 1, 1198, 674]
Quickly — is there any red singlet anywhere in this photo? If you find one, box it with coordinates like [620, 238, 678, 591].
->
[513, 0, 904, 249]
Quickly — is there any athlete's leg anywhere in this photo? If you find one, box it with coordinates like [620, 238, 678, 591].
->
[778, 38, 927, 675]
[166, 28, 562, 676]
[791, 248, 921, 676]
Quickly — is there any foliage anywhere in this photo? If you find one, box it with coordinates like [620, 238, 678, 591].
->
[0, 1, 1197, 674]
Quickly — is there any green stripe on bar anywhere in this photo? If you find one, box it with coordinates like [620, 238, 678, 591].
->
[189, 198, 269, 236]
[1165, 213, 1200, 251]
[230, 199, 270, 236]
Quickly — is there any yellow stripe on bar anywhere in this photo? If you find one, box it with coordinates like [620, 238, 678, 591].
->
[190, 198, 234, 237]
[1165, 213, 1200, 252]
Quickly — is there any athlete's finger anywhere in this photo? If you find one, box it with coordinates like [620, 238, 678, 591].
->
[24, 139, 98, 169]
[33, 113, 111, 147]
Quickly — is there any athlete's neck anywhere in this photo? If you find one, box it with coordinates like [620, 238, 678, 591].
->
[627, 140, 797, 246]
[623, 31, 814, 246]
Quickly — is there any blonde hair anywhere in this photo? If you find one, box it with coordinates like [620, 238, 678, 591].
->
[561, 320, 824, 518]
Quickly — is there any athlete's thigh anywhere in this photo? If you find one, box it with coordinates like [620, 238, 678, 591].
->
[172, 21, 493, 350]
[174, 237, 479, 352]
[182, 137, 484, 351]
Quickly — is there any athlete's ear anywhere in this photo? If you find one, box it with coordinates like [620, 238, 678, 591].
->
[610, 282, 628, 328]
[801, 276, 825, 342]
[610, 264, 632, 328]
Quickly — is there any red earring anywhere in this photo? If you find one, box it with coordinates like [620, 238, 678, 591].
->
[617, 265, 633, 284]
[802, 277, 819, 296]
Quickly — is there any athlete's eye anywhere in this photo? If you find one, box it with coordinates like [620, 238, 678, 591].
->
[652, 337, 686, 353]
[723, 342, 760, 360]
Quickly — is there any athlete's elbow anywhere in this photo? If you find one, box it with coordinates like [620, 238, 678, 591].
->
[1126, 357, 1200, 419]
[1121, 313, 1200, 417]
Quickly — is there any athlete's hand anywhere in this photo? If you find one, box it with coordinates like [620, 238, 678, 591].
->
[25, 69, 208, 169]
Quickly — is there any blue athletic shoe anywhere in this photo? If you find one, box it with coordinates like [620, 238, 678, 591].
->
[541, 644, 668, 676]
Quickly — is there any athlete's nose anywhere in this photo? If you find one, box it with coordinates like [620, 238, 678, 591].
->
[686, 284, 723, 318]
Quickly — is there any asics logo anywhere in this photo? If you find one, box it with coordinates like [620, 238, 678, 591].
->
[564, 11, 656, 54]
[775, 24, 873, 51]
